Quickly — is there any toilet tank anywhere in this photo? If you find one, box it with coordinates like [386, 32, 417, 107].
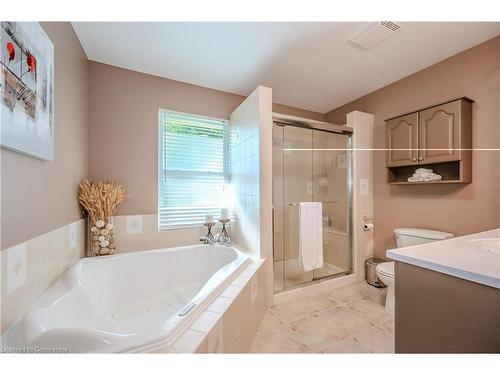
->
[394, 228, 454, 248]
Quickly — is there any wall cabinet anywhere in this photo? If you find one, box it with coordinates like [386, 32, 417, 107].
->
[386, 113, 418, 167]
[386, 98, 473, 184]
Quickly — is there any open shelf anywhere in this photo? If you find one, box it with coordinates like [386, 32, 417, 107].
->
[387, 160, 471, 185]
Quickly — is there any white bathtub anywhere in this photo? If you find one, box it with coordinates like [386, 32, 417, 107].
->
[2, 245, 250, 353]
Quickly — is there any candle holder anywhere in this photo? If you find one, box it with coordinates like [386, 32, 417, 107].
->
[202, 222, 215, 245]
[218, 218, 231, 246]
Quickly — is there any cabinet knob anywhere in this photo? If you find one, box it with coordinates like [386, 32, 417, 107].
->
[412, 157, 417, 162]
[418, 156, 423, 161]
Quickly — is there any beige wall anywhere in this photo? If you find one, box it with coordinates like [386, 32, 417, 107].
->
[348, 112, 375, 280]
[1, 22, 89, 250]
[88, 62, 324, 216]
[325, 36, 500, 259]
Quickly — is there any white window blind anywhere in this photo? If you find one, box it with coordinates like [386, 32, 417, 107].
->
[158, 110, 232, 229]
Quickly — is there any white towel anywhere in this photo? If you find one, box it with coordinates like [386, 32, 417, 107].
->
[298, 202, 323, 272]
[415, 168, 433, 174]
[407, 171, 442, 182]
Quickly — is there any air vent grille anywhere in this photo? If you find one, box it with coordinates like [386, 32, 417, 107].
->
[348, 22, 401, 50]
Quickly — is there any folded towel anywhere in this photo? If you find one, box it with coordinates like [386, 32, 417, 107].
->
[407, 172, 442, 182]
[415, 168, 433, 174]
[298, 202, 323, 272]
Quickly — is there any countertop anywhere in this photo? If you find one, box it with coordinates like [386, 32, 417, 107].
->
[386, 228, 500, 289]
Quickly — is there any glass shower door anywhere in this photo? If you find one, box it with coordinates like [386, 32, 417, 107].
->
[283, 125, 314, 289]
[312, 130, 351, 280]
[273, 122, 351, 292]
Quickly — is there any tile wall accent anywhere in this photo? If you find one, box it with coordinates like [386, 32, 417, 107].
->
[1, 219, 86, 333]
[112, 214, 207, 253]
[347, 111, 375, 281]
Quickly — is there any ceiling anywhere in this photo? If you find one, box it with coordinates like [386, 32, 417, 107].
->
[72, 22, 500, 113]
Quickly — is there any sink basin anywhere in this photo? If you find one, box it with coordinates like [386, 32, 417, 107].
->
[470, 238, 500, 255]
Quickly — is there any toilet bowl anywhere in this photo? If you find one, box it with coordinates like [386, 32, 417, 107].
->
[376, 262, 395, 316]
[376, 228, 454, 317]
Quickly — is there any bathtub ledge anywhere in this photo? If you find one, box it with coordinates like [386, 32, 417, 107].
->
[166, 258, 265, 353]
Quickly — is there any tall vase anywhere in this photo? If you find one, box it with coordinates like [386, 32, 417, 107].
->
[88, 217, 116, 256]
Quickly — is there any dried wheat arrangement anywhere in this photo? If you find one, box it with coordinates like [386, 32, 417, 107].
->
[78, 179, 127, 256]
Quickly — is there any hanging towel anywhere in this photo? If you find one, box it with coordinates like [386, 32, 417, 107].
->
[298, 202, 324, 272]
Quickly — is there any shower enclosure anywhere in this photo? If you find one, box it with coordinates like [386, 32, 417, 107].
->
[273, 116, 353, 292]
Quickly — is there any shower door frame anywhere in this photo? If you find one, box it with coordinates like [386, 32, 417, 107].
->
[272, 114, 354, 293]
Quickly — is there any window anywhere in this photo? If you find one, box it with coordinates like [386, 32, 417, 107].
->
[158, 110, 232, 229]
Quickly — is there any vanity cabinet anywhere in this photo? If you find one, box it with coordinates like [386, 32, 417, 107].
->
[395, 262, 500, 353]
[386, 97, 473, 184]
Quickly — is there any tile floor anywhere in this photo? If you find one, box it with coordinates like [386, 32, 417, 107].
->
[250, 282, 394, 353]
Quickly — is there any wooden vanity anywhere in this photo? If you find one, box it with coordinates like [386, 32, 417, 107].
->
[387, 229, 500, 353]
[386, 97, 473, 184]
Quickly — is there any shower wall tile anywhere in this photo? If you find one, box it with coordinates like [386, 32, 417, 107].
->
[229, 87, 266, 258]
[229, 86, 273, 308]
[324, 232, 349, 270]
[1, 219, 85, 334]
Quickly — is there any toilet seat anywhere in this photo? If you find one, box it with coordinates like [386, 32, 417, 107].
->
[377, 262, 395, 278]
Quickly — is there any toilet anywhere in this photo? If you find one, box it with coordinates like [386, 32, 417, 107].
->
[376, 228, 454, 316]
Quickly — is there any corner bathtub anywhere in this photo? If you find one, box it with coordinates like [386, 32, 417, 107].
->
[2, 245, 250, 353]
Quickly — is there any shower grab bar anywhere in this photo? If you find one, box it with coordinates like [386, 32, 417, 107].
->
[288, 201, 346, 206]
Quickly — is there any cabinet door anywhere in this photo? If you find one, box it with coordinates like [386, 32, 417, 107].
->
[418, 100, 461, 164]
[386, 113, 418, 167]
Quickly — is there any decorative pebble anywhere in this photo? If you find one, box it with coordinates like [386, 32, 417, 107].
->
[98, 235, 105, 241]
[100, 247, 110, 255]
[90, 226, 98, 233]
[100, 240, 110, 247]
[95, 220, 105, 228]
[106, 223, 114, 230]
[100, 228, 109, 235]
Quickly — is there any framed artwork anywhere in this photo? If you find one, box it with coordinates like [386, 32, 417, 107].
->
[1, 22, 54, 161]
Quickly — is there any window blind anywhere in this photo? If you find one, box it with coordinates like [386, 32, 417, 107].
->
[158, 110, 232, 229]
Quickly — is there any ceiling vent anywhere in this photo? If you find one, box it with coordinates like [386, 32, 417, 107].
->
[348, 22, 401, 50]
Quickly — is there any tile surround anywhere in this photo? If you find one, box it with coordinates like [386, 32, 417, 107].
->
[162, 258, 266, 353]
[229, 85, 274, 311]
[190, 311, 222, 334]
[112, 213, 206, 253]
[229, 90, 261, 257]
[207, 319, 224, 353]
[5, 243, 27, 295]
[207, 296, 233, 314]
[220, 285, 243, 299]
[1, 219, 85, 334]
[126, 215, 143, 234]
